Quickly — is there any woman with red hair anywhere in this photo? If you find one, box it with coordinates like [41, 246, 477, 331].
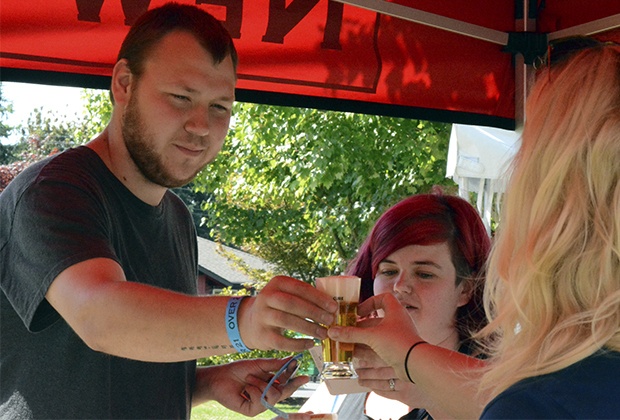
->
[297, 191, 490, 419]
[342, 191, 490, 419]
[350, 191, 491, 345]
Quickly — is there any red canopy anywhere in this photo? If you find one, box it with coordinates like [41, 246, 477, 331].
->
[2, 0, 620, 129]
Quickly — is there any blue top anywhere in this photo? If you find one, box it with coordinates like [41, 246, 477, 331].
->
[481, 350, 620, 419]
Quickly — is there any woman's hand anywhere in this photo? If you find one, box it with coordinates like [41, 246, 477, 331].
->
[328, 293, 422, 381]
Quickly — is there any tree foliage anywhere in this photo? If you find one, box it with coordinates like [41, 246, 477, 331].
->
[0, 85, 16, 165]
[171, 185, 212, 238]
[194, 103, 455, 282]
[81, 89, 112, 138]
[0, 85, 14, 140]
[0, 88, 111, 191]
[15, 89, 110, 158]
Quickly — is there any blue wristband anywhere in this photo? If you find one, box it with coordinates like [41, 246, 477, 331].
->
[225, 297, 251, 353]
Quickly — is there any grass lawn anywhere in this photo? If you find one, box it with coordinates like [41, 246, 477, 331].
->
[191, 397, 304, 420]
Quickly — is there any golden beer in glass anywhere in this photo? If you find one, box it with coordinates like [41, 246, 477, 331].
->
[315, 275, 360, 379]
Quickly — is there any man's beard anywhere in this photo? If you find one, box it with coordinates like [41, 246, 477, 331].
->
[122, 93, 199, 189]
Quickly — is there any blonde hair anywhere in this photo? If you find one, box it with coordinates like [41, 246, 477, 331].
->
[479, 44, 620, 400]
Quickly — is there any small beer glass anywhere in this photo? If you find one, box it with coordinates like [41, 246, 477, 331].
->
[315, 275, 361, 379]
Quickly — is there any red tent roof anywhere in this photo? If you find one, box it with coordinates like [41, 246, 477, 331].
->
[2, 1, 620, 129]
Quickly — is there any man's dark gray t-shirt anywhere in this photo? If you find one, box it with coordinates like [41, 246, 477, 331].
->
[0, 146, 198, 419]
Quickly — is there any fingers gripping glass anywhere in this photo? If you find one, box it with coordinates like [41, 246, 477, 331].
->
[260, 353, 304, 419]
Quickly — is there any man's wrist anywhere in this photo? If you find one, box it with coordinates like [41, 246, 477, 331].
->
[192, 366, 216, 407]
[225, 296, 252, 353]
[237, 296, 257, 349]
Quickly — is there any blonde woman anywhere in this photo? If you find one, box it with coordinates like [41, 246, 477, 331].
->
[326, 37, 620, 419]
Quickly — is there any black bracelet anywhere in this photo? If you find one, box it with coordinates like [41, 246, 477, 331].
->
[404, 341, 428, 383]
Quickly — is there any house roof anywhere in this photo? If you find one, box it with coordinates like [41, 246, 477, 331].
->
[197, 237, 273, 287]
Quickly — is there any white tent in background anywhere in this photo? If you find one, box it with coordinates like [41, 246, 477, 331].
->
[446, 124, 521, 234]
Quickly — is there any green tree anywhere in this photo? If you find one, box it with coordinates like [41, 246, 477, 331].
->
[172, 184, 212, 238]
[12, 107, 83, 162]
[0, 84, 13, 140]
[81, 89, 112, 138]
[0, 84, 17, 164]
[0, 87, 111, 191]
[194, 103, 455, 282]
[12, 89, 111, 161]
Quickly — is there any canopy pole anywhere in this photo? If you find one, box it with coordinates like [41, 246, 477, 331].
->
[334, 0, 509, 45]
[514, 0, 537, 130]
[549, 13, 620, 40]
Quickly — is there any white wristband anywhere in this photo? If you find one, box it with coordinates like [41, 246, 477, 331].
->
[225, 297, 251, 353]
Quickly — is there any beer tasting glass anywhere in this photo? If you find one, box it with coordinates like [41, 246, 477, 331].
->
[315, 275, 361, 379]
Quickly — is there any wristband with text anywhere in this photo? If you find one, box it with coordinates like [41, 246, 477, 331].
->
[225, 296, 251, 353]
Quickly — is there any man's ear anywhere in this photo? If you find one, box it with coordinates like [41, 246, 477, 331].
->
[110, 59, 133, 106]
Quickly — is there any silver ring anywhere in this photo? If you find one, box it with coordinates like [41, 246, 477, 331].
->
[388, 378, 396, 391]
